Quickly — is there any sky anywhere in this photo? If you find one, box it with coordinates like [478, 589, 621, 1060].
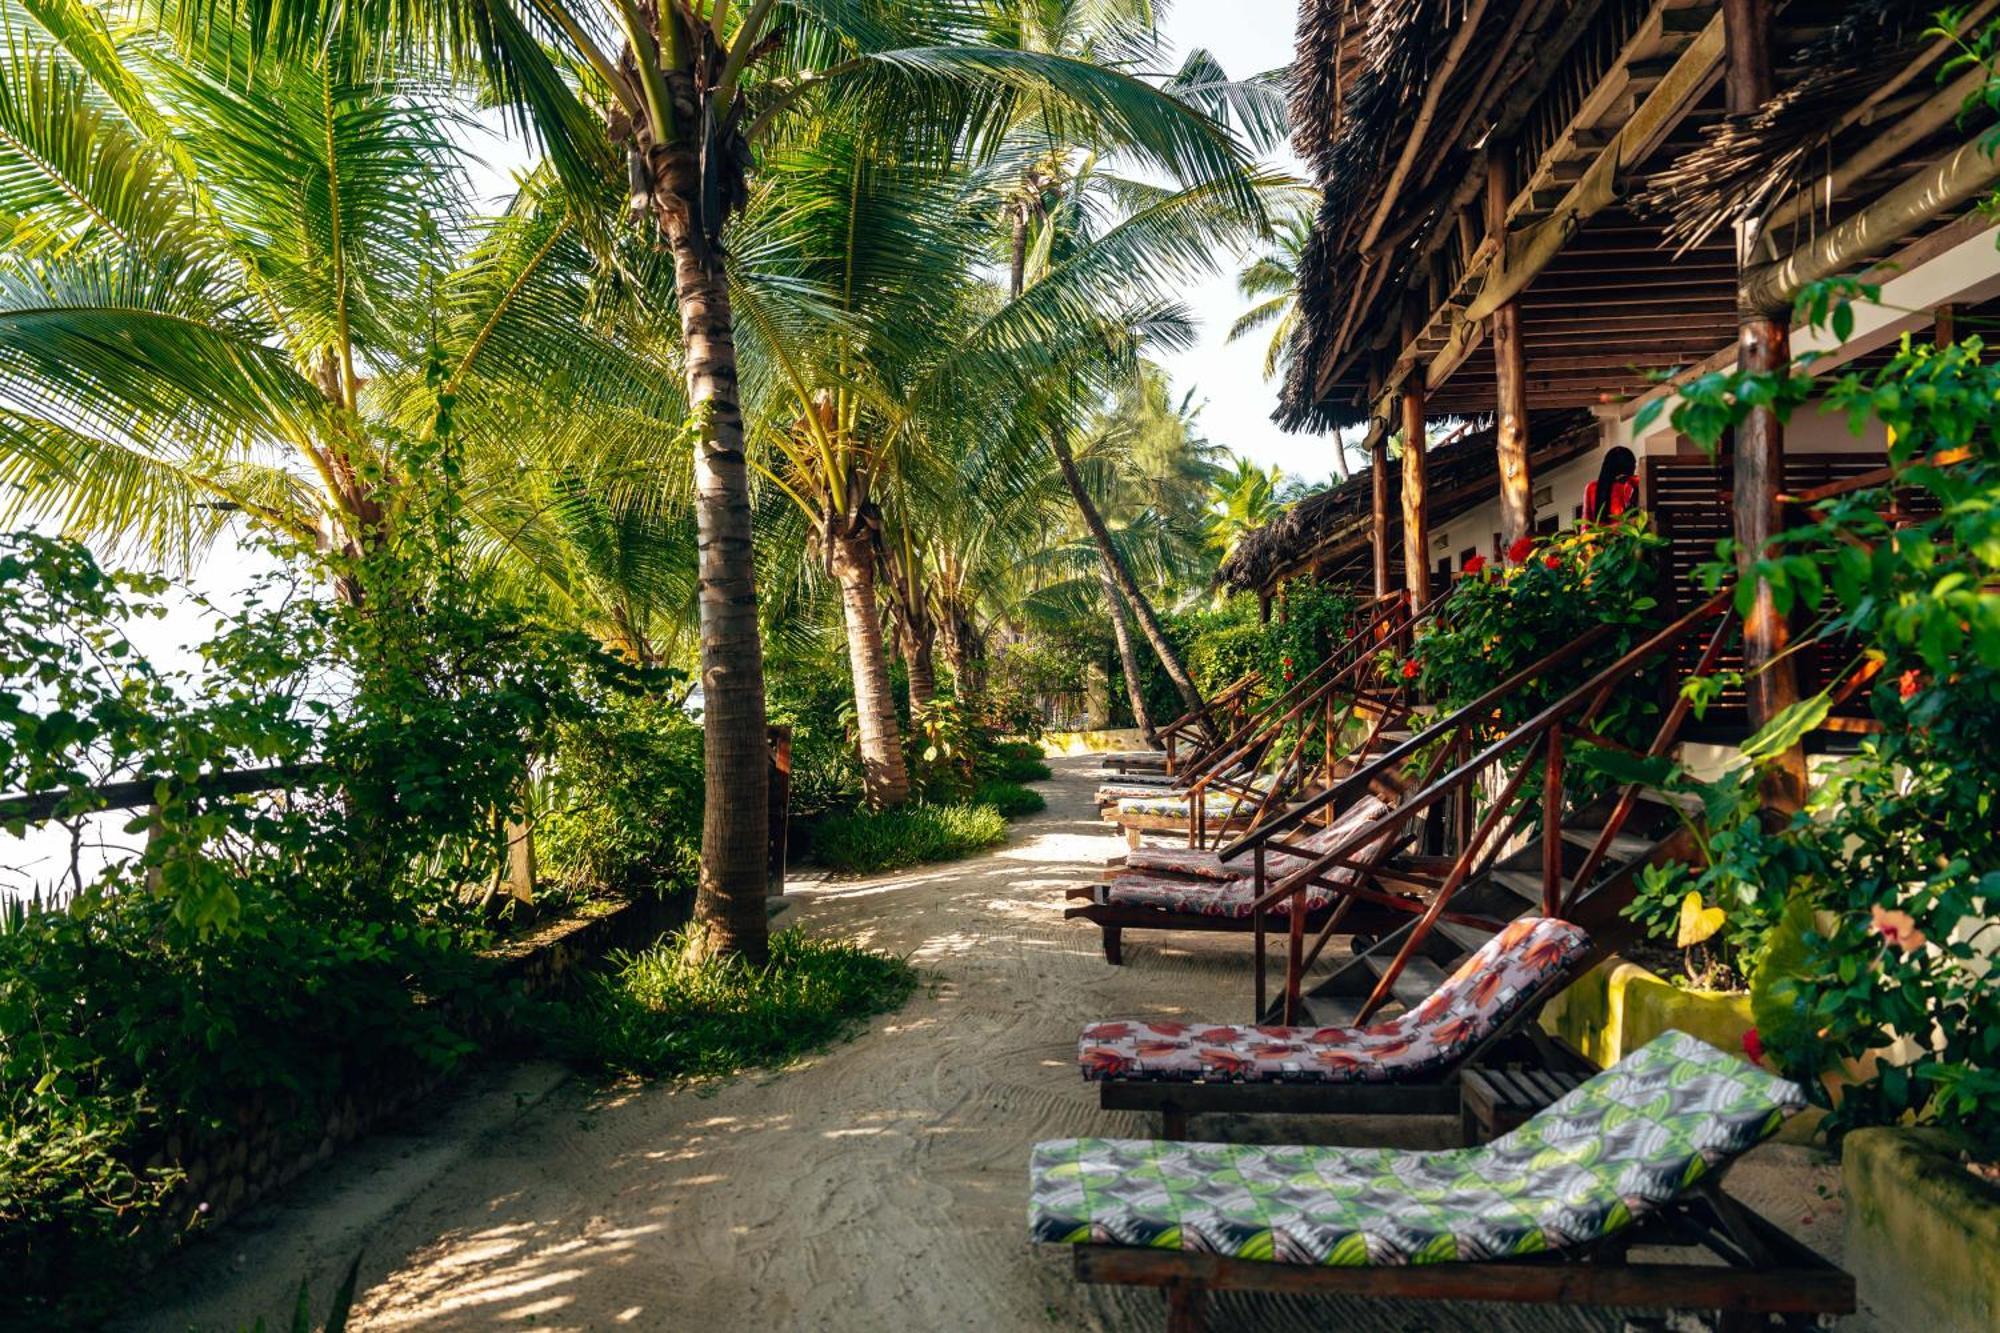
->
[1151, 1, 1343, 486]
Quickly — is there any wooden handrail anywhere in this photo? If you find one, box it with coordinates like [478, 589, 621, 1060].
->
[1220, 621, 1619, 864]
[0, 762, 329, 826]
[1344, 590, 1736, 1021]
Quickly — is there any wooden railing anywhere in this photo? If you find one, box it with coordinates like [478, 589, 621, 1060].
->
[1182, 594, 1418, 849]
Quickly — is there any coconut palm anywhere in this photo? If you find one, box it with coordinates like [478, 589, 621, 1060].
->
[114, 0, 1263, 955]
[1205, 456, 1289, 561]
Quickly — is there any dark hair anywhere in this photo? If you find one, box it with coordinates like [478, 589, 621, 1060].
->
[1592, 446, 1637, 521]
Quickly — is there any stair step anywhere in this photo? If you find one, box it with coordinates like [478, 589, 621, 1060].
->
[1560, 826, 1654, 861]
[1634, 786, 1704, 815]
[1299, 994, 1365, 1028]
[1361, 951, 1449, 1008]
[1491, 868, 1561, 905]
[1434, 919, 1496, 954]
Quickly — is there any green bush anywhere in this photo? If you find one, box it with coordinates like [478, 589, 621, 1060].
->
[972, 780, 1046, 818]
[549, 927, 917, 1079]
[538, 692, 704, 899]
[809, 802, 1008, 874]
[987, 740, 1052, 784]
[767, 674, 865, 818]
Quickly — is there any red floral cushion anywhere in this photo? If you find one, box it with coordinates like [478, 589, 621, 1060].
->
[1076, 917, 1591, 1084]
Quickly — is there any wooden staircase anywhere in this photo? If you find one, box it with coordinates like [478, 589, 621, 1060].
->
[1274, 797, 1689, 1027]
[1230, 590, 1742, 1027]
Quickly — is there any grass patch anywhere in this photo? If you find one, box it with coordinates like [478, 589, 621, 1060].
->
[553, 927, 917, 1079]
[989, 740, 1053, 783]
[810, 801, 1008, 874]
[973, 779, 1046, 818]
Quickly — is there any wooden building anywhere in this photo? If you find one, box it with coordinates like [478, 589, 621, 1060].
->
[1248, 0, 2000, 783]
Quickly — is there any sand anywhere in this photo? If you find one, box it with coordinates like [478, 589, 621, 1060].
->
[127, 756, 1874, 1332]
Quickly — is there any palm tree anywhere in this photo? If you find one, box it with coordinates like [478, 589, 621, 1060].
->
[0, 14, 672, 586]
[127, 0, 1260, 957]
[1205, 456, 1289, 561]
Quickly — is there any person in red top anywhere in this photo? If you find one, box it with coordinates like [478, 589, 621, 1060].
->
[1584, 446, 1639, 523]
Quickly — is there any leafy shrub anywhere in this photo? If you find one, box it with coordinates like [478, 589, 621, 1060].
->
[972, 780, 1046, 818]
[0, 530, 625, 1313]
[809, 802, 1008, 874]
[549, 927, 917, 1079]
[1411, 515, 1664, 732]
[1631, 249, 2000, 1146]
[767, 673, 864, 818]
[987, 740, 1052, 784]
[538, 691, 704, 899]
[1266, 581, 1359, 688]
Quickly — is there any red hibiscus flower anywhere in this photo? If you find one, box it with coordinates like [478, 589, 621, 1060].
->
[1506, 534, 1536, 564]
[1543, 554, 1563, 570]
[1741, 1028, 1765, 1065]
[1461, 554, 1487, 575]
[1401, 659, 1421, 679]
[1898, 669, 1924, 700]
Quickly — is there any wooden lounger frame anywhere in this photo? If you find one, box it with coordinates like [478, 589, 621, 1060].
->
[1065, 1180, 1855, 1332]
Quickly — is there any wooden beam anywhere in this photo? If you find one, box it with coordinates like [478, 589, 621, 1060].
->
[1489, 153, 1533, 546]
[1367, 369, 1390, 597]
[1741, 135, 2000, 314]
[1463, 11, 1726, 326]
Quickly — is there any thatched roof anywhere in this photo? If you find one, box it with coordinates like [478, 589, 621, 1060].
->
[1218, 409, 1598, 592]
[1276, 0, 1951, 433]
[1633, 1, 1944, 250]
[1278, 0, 1602, 432]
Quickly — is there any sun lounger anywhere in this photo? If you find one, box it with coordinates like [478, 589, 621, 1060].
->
[1064, 797, 1408, 964]
[1031, 1030, 1854, 1331]
[1078, 916, 1590, 1132]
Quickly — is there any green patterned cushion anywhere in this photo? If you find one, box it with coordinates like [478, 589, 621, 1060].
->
[1029, 1029, 1804, 1266]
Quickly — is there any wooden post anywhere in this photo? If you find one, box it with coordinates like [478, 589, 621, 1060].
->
[1487, 153, 1533, 545]
[1370, 431, 1392, 596]
[1935, 303, 1956, 346]
[1726, 0, 1807, 809]
[767, 724, 793, 896]
[1399, 319, 1432, 607]
[1367, 368, 1391, 597]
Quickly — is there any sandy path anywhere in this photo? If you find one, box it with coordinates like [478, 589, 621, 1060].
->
[133, 757, 1869, 1332]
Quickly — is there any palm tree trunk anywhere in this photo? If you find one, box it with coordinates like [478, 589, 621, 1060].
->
[1049, 428, 1205, 718]
[660, 203, 770, 963]
[899, 618, 938, 715]
[831, 527, 912, 807]
[1101, 571, 1158, 745]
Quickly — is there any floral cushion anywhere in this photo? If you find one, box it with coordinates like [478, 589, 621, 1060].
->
[1123, 797, 1391, 882]
[1113, 773, 1277, 820]
[1092, 876, 1329, 918]
[1076, 917, 1590, 1083]
[1030, 1030, 1805, 1266]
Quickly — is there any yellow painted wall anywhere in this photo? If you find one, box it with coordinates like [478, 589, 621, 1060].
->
[1845, 1128, 2000, 1333]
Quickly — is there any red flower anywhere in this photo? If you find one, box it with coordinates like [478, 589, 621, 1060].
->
[1741, 1028, 1765, 1065]
[1506, 534, 1536, 564]
[1898, 669, 1924, 700]
[1543, 554, 1563, 570]
[1461, 554, 1486, 575]
[1400, 659, 1421, 679]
